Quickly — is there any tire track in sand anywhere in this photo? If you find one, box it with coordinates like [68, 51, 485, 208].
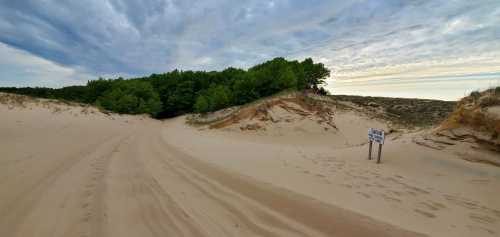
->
[0, 134, 129, 237]
[104, 133, 206, 237]
[144, 133, 312, 237]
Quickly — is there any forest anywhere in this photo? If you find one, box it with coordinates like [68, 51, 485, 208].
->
[0, 57, 330, 118]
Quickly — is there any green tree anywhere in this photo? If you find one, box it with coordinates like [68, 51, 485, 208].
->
[1, 57, 331, 118]
[193, 95, 210, 113]
[96, 81, 162, 115]
[86, 78, 113, 103]
[232, 75, 259, 105]
[194, 84, 233, 113]
[301, 58, 330, 90]
[206, 84, 232, 111]
[164, 80, 195, 115]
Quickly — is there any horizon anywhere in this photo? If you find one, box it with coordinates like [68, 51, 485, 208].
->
[1, 1, 499, 101]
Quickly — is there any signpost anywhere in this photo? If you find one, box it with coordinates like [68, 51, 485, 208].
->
[368, 128, 385, 164]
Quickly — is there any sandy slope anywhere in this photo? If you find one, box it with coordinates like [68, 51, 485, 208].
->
[1, 95, 499, 237]
[165, 116, 500, 237]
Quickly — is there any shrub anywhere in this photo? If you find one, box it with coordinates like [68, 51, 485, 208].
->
[479, 96, 500, 107]
[470, 91, 481, 101]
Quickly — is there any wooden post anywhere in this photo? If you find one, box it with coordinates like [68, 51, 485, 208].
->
[377, 143, 382, 164]
[368, 141, 373, 160]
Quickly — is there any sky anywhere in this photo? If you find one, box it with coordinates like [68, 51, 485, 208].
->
[0, 0, 499, 100]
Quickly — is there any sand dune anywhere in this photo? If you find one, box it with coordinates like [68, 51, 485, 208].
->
[1, 93, 499, 237]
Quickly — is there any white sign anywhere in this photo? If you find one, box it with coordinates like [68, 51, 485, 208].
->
[368, 128, 385, 144]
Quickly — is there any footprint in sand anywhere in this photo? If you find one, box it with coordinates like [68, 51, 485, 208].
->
[380, 193, 401, 203]
[373, 183, 386, 189]
[414, 209, 436, 218]
[340, 184, 353, 189]
[406, 186, 430, 195]
[469, 213, 497, 224]
[418, 201, 446, 211]
[468, 179, 490, 185]
[357, 192, 371, 198]
[389, 190, 403, 197]
[406, 191, 417, 196]
[83, 190, 93, 198]
[444, 195, 480, 210]
[467, 225, 496, 235]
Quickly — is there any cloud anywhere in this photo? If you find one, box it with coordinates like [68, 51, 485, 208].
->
[0, 42, 93, 87]
[0, 0, 499, 99]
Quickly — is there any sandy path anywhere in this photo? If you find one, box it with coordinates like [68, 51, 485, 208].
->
[0, 104, 424, 236]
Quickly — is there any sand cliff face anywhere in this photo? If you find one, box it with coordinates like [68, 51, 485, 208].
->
[438, 90, 500, 149]
[419, 89, 500, 166]
[1, 92, 500, 237]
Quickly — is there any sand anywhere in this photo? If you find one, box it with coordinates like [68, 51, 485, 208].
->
[1, 95, 499, 237]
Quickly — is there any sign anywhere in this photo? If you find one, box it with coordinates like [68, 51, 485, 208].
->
[368, 128, 385, 145]
[368, 128, 385, 164]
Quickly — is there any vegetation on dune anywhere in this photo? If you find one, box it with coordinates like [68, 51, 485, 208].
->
[331, 94, 457, 127]
[441, 87, 500, 133]
[0, 57, 330, 118]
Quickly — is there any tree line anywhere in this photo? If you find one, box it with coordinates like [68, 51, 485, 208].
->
[0, 57, 330, 118]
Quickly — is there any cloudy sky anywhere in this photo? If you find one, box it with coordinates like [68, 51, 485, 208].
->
[1, 0, 499, 100]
